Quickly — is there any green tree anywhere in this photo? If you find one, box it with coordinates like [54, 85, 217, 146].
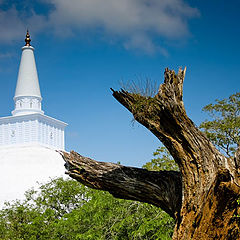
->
[200, 92, 240, 156]
[0, 200, 57, 239]
[24, 177, 90, 218]
[0, 178, 87, 240]
[59, 189, 174, 240]
[143, 146, 178, 171]
[0, 177, 174, 240]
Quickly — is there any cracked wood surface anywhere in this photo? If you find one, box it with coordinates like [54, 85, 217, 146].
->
[63, 68, 240, 239]
[62, 150, 182, 219]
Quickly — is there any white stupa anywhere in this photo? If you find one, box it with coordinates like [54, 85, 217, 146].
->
[0, 31, 67, 207]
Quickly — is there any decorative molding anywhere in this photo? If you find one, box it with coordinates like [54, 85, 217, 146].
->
[0, 114, 66, 150]
[12, 96, 44, 116]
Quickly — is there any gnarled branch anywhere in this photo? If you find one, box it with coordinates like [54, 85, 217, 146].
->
[111, 68, 232, 203]
[61, 151, 182, 219]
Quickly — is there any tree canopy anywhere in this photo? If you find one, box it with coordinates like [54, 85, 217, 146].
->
[200, 92, 240, 156]
[0, 177, 174, 240]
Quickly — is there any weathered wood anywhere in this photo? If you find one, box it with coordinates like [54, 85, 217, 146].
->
[63, 68, 240, 239]
[62, 150, 182, 219]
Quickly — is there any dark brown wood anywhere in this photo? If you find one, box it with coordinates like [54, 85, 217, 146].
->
[62, 68, 240, 239]
[62, 150, 182, 219]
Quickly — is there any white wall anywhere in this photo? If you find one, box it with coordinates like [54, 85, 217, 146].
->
[0, 114, 66, 150]
[0, 146, 67, 208]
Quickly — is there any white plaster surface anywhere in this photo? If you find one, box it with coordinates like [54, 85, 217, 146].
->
[0, 146, 66, 208]
[0, 113, 66, 150]
[0, 38, 68, 209]
[15, 46, 41, 98]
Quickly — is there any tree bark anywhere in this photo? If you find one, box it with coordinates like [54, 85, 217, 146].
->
[62, 68, 240, 239]
[63, 151, 182, 219]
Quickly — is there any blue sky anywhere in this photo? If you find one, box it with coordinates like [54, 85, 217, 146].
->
[0, 0, 239, 167]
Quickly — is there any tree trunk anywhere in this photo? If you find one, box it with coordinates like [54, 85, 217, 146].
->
[61, 68, 240, 239]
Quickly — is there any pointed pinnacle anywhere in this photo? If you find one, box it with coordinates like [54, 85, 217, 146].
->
[25, 30, 31, 46]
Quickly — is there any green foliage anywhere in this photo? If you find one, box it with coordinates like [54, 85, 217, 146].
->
[200, 92, 240, 157]
[59, 189, 174, 240]
[121, 78, 159, 97]
[143, 146, 179, 171]
[0, 177, 174, 240]
[0, 201, 57, 239]
[24, 177, 90, 218]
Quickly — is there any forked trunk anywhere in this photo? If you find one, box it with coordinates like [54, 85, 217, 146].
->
[62, 68, 240, 239]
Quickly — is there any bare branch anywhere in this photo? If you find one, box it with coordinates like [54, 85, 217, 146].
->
[61, 151, 182, 219]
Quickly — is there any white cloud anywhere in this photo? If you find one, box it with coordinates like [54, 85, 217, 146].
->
[0, 8, 25, 43]
[0, 6, 47, 44]
[47, 0, 199, 53]
[0, 0, 199, 53]
[48, 0, 198, 36]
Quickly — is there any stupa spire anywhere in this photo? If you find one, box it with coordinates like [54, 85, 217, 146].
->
[0, 30, 67, 152]
[12, 31, 43, 116]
